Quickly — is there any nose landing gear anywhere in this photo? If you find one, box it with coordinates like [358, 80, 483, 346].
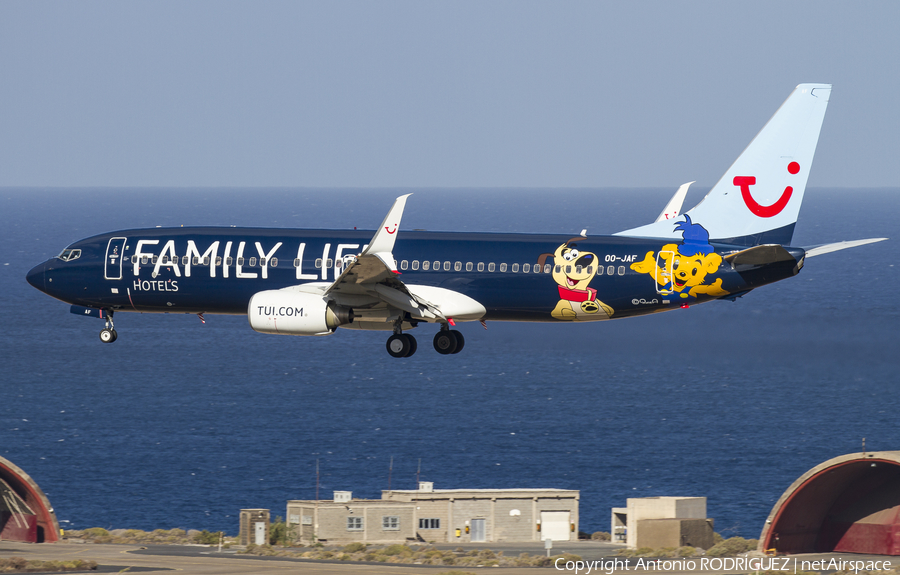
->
[99, 310, 117, 343]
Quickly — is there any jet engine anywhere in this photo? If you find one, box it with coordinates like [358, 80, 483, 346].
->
[248, 290, 353, 336]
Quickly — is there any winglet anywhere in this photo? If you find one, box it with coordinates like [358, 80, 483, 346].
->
[655, 181, 694, 222]
[361, 194, 412, 257]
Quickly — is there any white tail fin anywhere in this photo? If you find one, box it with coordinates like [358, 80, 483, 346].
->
[618, 84, 831, 246]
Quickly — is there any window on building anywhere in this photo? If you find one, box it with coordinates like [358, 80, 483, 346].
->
[301, 515, 313, 525]
[347, 517, 364, 531]
[419, 518, 441, 529]
[382, 516, 400, 531]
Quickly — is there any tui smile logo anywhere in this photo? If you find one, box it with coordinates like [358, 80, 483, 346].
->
[734, 162, 800, 218]
[385, 224, 398, 234]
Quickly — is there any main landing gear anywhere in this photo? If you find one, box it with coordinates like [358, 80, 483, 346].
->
[385, 323, 465, 358]
[433, 328, 464, 355]
[99, 310, 117, 343]
[386, 333, 417, 358]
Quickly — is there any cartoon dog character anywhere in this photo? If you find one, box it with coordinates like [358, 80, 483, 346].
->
[539, 239, 614, 320]
[631, 215, 729, 299]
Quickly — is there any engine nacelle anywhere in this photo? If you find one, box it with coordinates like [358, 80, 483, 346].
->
[248, 290, 353, 336]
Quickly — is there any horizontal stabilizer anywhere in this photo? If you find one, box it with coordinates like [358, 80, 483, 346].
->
[804, 238, 887, 258]
[724, 244, 796, 267]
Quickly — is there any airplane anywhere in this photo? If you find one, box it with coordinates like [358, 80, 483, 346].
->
[26, 83, 886, 357]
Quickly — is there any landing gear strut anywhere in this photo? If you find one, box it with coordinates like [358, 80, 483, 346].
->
[99, 310, 117, 343]
[433, 327, 464, 355]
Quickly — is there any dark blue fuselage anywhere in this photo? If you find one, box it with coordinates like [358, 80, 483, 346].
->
[26, 227, 804, 323]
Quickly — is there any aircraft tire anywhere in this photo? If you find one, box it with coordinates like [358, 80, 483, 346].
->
[386, 334, 410, 358]
[450, 330, 464, 354]
[433, 331, 458, 355]
[100, 329, 116, 343]
[404, 334, 417, 357]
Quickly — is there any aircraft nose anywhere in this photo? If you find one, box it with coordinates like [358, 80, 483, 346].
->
[26, 261, 47, 292]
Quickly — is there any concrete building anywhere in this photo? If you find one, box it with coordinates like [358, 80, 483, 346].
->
[287, 483, 579, 544]
[611, 497, 714, 550]
[239, 509, 270, 546]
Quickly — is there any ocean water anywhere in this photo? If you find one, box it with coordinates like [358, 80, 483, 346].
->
[1, 187, 897, 539]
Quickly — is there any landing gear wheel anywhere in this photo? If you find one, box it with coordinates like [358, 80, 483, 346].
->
[100, 328, 117, 343]
[433, 330, 458, 355]
[386, 334, 411, 358]
[405, 334, 417, 357]
[449, 330, 464, 354]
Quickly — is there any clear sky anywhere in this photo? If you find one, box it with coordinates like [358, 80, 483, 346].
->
[1, 1, 898, 189]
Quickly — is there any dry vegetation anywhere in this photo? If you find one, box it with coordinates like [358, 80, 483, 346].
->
[615, 535, 759, 558]
[240, 543, 582, 567]
[62, 527, 229, 546]
[0, 557, 97, 573]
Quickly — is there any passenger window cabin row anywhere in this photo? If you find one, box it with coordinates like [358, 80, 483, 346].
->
[130, 254, 628, 276]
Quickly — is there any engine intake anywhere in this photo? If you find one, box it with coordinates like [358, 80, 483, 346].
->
[248, 290, 353, 336]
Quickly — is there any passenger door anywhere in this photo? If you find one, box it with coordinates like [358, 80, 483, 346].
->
[104, 237, 127, 280]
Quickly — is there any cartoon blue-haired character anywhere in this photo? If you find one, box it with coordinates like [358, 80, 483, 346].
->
[630, 215, 730, 299]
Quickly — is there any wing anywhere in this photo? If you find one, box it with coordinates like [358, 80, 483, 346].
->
[316, 194, 482, 326]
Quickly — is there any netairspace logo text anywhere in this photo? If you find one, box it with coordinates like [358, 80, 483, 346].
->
[554, 557, 893, 575]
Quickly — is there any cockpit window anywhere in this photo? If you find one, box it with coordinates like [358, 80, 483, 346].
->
[57, 248, 82, 262]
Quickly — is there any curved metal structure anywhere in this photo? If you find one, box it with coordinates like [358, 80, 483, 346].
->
[0, 456, 60, 543]
[760, 451, 900, 555]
